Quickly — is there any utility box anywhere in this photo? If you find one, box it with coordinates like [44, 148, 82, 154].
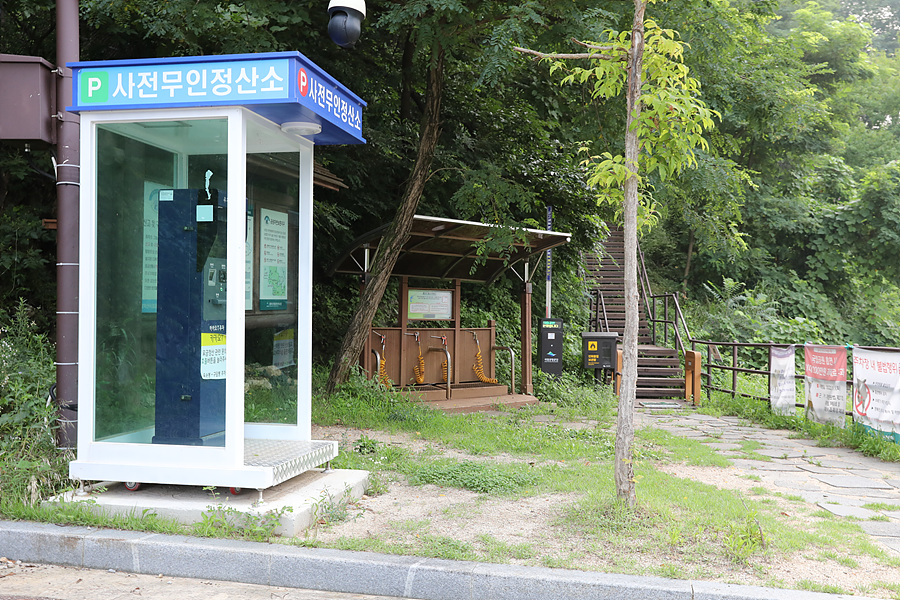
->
[0, 54, 57, 145]
[582, 331, 618, 370]
[539, 318, 564, 377]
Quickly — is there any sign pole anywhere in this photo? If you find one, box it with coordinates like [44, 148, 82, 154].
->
[546, 205, 552, 318]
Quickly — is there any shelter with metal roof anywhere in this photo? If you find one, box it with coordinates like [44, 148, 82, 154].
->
[332, 215, 571, 409]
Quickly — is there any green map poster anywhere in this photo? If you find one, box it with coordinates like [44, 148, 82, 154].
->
[259, 208, 288, 310]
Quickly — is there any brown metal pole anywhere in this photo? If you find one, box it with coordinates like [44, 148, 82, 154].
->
[55, 0, 80, 450]
[520, 281, 533, 395]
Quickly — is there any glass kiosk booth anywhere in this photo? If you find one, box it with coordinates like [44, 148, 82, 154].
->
[68, 52, 365, 492]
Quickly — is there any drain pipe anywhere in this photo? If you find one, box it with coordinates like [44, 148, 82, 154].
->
[54, 0, 80, 450]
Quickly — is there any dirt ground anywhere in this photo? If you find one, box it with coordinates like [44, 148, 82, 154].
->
[306, 424, 900, 599]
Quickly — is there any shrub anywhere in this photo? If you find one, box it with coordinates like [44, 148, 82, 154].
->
[0, 299, 71, 509]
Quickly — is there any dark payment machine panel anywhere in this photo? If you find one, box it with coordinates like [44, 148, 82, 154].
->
[582, 331, 618, 370]
[154, 188, 227, 446]
[539, 318, 564, 377]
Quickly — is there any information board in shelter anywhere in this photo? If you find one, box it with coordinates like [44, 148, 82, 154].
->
[407, 289, 453, 321]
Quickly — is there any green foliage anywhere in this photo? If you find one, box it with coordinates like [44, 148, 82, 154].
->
[532, 370, 617, 418]
[688, 278, 825, 363]
[0, 300, 71, 509]
[0, 204, 57, 332]
[551, 20, 718, 219]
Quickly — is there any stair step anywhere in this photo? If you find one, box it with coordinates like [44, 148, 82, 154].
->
[636, 387, 685, 397]
[637, 359, 680, 368]
[638, 367, 683, 376]
[637, 377, 685, 387]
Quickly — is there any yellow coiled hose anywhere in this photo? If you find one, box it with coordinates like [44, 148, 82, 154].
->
[413, 350, 425, 384]
[474, 346, 498, 384]
[378, 358, 391, 387]
[441, 359, 449, 383]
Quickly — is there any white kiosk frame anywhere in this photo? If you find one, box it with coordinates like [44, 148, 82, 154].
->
[68, 52, 365, 491]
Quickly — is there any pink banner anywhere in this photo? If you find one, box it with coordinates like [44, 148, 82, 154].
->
[804, 345, 847, 427]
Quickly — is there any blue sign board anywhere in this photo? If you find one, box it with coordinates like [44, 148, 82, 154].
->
[69, 52, 365, 145]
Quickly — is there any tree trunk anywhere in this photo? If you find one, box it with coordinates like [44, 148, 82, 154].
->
[681, 228, 695, 294]
[400, 30, 416, 122]
[615, 0, 647, 508]
[325, 49, 446, 395]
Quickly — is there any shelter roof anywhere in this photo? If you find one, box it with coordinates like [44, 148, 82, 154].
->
[331, 215, 571, 284]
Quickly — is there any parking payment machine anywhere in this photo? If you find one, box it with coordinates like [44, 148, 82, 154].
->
[539, 318, 564, 377]
[154, 188, 227, 446]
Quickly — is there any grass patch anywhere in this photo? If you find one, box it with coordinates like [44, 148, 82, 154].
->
[636, 428, 731, 467]
[797, 580, 849, 595]
[863, 502, 900, 511]
[408, 459, 540, 495]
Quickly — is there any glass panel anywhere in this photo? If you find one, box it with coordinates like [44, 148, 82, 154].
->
[244, 146, 299, 424]
[94, 118, 229, 445]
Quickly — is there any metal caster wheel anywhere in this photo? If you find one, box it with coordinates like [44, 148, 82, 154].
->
[123, 481, 141, 491]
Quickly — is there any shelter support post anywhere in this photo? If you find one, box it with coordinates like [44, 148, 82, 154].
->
[520, 282, 533, 395]
[684, 350, 701, 406]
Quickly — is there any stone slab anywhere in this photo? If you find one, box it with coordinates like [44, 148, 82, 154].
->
[796, 465, 845, 475]
[768, 478, 822, 492]
[800, 492, 867, 506]
[826, 488, 900, 500]
[860, 521, 900, 538]
[880, 537, 900, 554]
[813, 459, 868, 470]
[755, 449, 805, 459]
[815, 503, 877, 519]
[745, 462, 803, 472]
[811, 474, 895, 490]
[702, 443, 744, 451]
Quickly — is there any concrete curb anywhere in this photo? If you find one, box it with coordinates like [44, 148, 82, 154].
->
[0, 520, 872, 600]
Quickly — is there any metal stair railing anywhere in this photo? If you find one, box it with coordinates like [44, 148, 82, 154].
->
[637, 238, 693, 356]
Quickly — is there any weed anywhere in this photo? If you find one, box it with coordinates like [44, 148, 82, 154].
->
[723, 510, 765, 563]
[311, 487, 354, 527]
[192, 494, 292, 541]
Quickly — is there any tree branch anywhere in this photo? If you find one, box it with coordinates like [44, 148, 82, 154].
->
[571, 38, 620, 53]
[513, 46, 624, 62]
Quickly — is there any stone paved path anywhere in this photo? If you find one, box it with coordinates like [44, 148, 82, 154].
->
[633, 409, 900, 554]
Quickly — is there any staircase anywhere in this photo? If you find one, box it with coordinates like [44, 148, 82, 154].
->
[584, 227, 685, 405]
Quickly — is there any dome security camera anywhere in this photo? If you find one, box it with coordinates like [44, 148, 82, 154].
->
[328, 0, 366, 49]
